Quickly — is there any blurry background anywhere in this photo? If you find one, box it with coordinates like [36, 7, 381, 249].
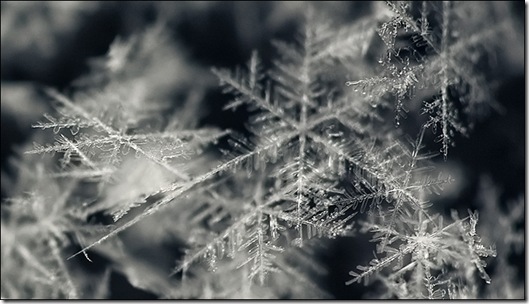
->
[1, 1, 524, 299]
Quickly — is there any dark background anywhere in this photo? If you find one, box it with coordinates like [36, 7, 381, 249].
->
[1, 1, 524, 299]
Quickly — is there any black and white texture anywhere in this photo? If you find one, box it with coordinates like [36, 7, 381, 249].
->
[1, 1, 525, 299]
